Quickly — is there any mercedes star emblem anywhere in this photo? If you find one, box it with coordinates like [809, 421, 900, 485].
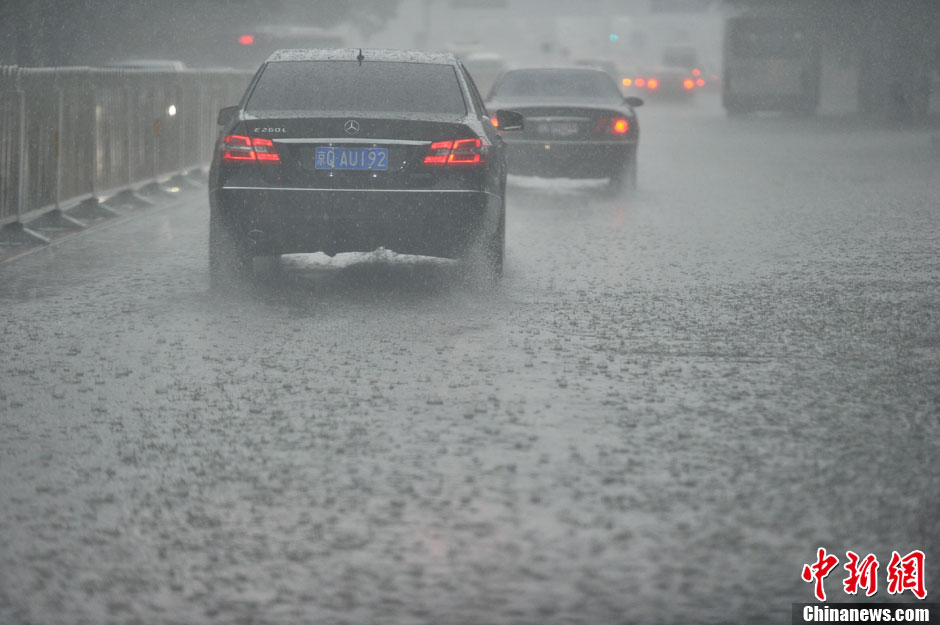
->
[344, 120, 360, 135]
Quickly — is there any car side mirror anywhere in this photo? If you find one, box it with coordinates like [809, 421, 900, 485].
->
[624, 96, 644, 108]
[217, 105, 239, 126]
[495, 109, 524, 131]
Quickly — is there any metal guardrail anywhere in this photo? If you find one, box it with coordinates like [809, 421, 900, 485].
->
[0, 66, 252, 228]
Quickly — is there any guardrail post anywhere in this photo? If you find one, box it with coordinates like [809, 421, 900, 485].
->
[31, 71, 88, 231]
[16, 80, 26, 222]
[177, 84, 185, 173]
[55, 76, 63, 211]
[136, 79, 168, 199]
[125, 84, 134, 187]
[197, 82, 206, 168]
[101, 81, 153, 209]
[69, 71, 116, 221]
[0, 69, 50, 245]
[152, 87, 159, 182]
[90, 86, 98, 199]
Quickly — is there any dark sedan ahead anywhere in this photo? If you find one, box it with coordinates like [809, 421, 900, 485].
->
[623, 65, 698, 101]
[486, 67, 642, 195]
[208, 48, 523, 285]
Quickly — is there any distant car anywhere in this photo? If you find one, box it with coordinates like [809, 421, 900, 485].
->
[462, 52, 507, 99]
[660, 46, 718, 92]
[661, 45, 699, 73]
[208, 48, 523, 284]
[623, 66, 697, 101]
[106, 59, 187, 71]
[486, 67, 642, 195]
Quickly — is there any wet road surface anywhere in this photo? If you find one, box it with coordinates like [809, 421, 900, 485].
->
[2, 97, 939, 624]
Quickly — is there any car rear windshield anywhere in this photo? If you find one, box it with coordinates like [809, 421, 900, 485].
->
[491, 69, 622, 99]
[245, 61, 467, 115]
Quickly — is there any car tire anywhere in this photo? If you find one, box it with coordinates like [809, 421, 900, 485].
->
[209, 207, 252, 288]
[484, 209, 505, 282]
[460, 208, 504, 285]
[607, 149, 637, 197]
[625, 149, 638, 190]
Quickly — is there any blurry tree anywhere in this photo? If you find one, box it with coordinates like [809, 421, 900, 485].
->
[0, 0, 402, 67]
[726, 0, 940, 121]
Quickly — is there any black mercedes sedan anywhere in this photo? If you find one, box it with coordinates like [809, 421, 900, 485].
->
[486, 67, 642, 195]
[208, 48, 523, 285]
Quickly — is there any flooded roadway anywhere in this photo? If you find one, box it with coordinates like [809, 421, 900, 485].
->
[2, 96, 938, 624]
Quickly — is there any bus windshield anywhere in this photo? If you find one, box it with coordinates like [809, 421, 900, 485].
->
[729, 20, 807, 59]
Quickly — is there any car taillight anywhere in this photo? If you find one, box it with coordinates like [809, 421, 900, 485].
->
[423, 138, 485, 167]
[222, 135, 281, 164]
[683, 78, 695, 90]
[251, 137, 280, 162]
[622, 78, 632, 87]
[490, 116, 499, 128]
[635, 78, 646, 88]
[594, 117, 630, 136]
[647, 78, 659, 90]
[696, 78, 706, 87]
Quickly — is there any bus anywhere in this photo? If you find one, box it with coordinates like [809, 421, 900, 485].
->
[722, 13, 821, 116]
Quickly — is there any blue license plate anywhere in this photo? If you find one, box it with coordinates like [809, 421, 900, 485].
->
[314, 147, 388, 171]
[536, 122, 579, 137]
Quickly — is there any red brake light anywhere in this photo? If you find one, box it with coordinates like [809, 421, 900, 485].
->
[647, 78, 659, 90]
[692, 68, 701, 77]
[222, 135, 280, 164]
[423, 138, 485, 167]
[423, 140, 452, 166]
[251, 136, 280, 162]
[696, 78, 706, 87]
[634, 77, 646, 88]
[595, 117, 630, 136]
[683, 78, 695, 90]
[238, 34, 255, 46]
[490, 116, 499, 128]
[223, 135, 254, 162]
[449, 138, 483, 164]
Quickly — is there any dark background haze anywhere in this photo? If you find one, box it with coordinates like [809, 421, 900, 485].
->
[1, 0, 938, 120]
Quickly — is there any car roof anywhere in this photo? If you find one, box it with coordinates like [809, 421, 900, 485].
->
[503, 65, 612, 75]
[574, 57, 615, 65]
[641, 65, 691, 74]
[265, 48, 458, 65]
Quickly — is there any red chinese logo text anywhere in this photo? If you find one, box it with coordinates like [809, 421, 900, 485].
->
[802, 548, 928, 601]
[802, 548, 840, 601]
[843, 551, 879, 597]
[887, 550, 927, 600]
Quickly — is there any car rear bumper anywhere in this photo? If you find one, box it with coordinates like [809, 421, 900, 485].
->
[626, 86, 694, 99]
[503, 140, 634, 178]
[213, 186, 502, 258]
